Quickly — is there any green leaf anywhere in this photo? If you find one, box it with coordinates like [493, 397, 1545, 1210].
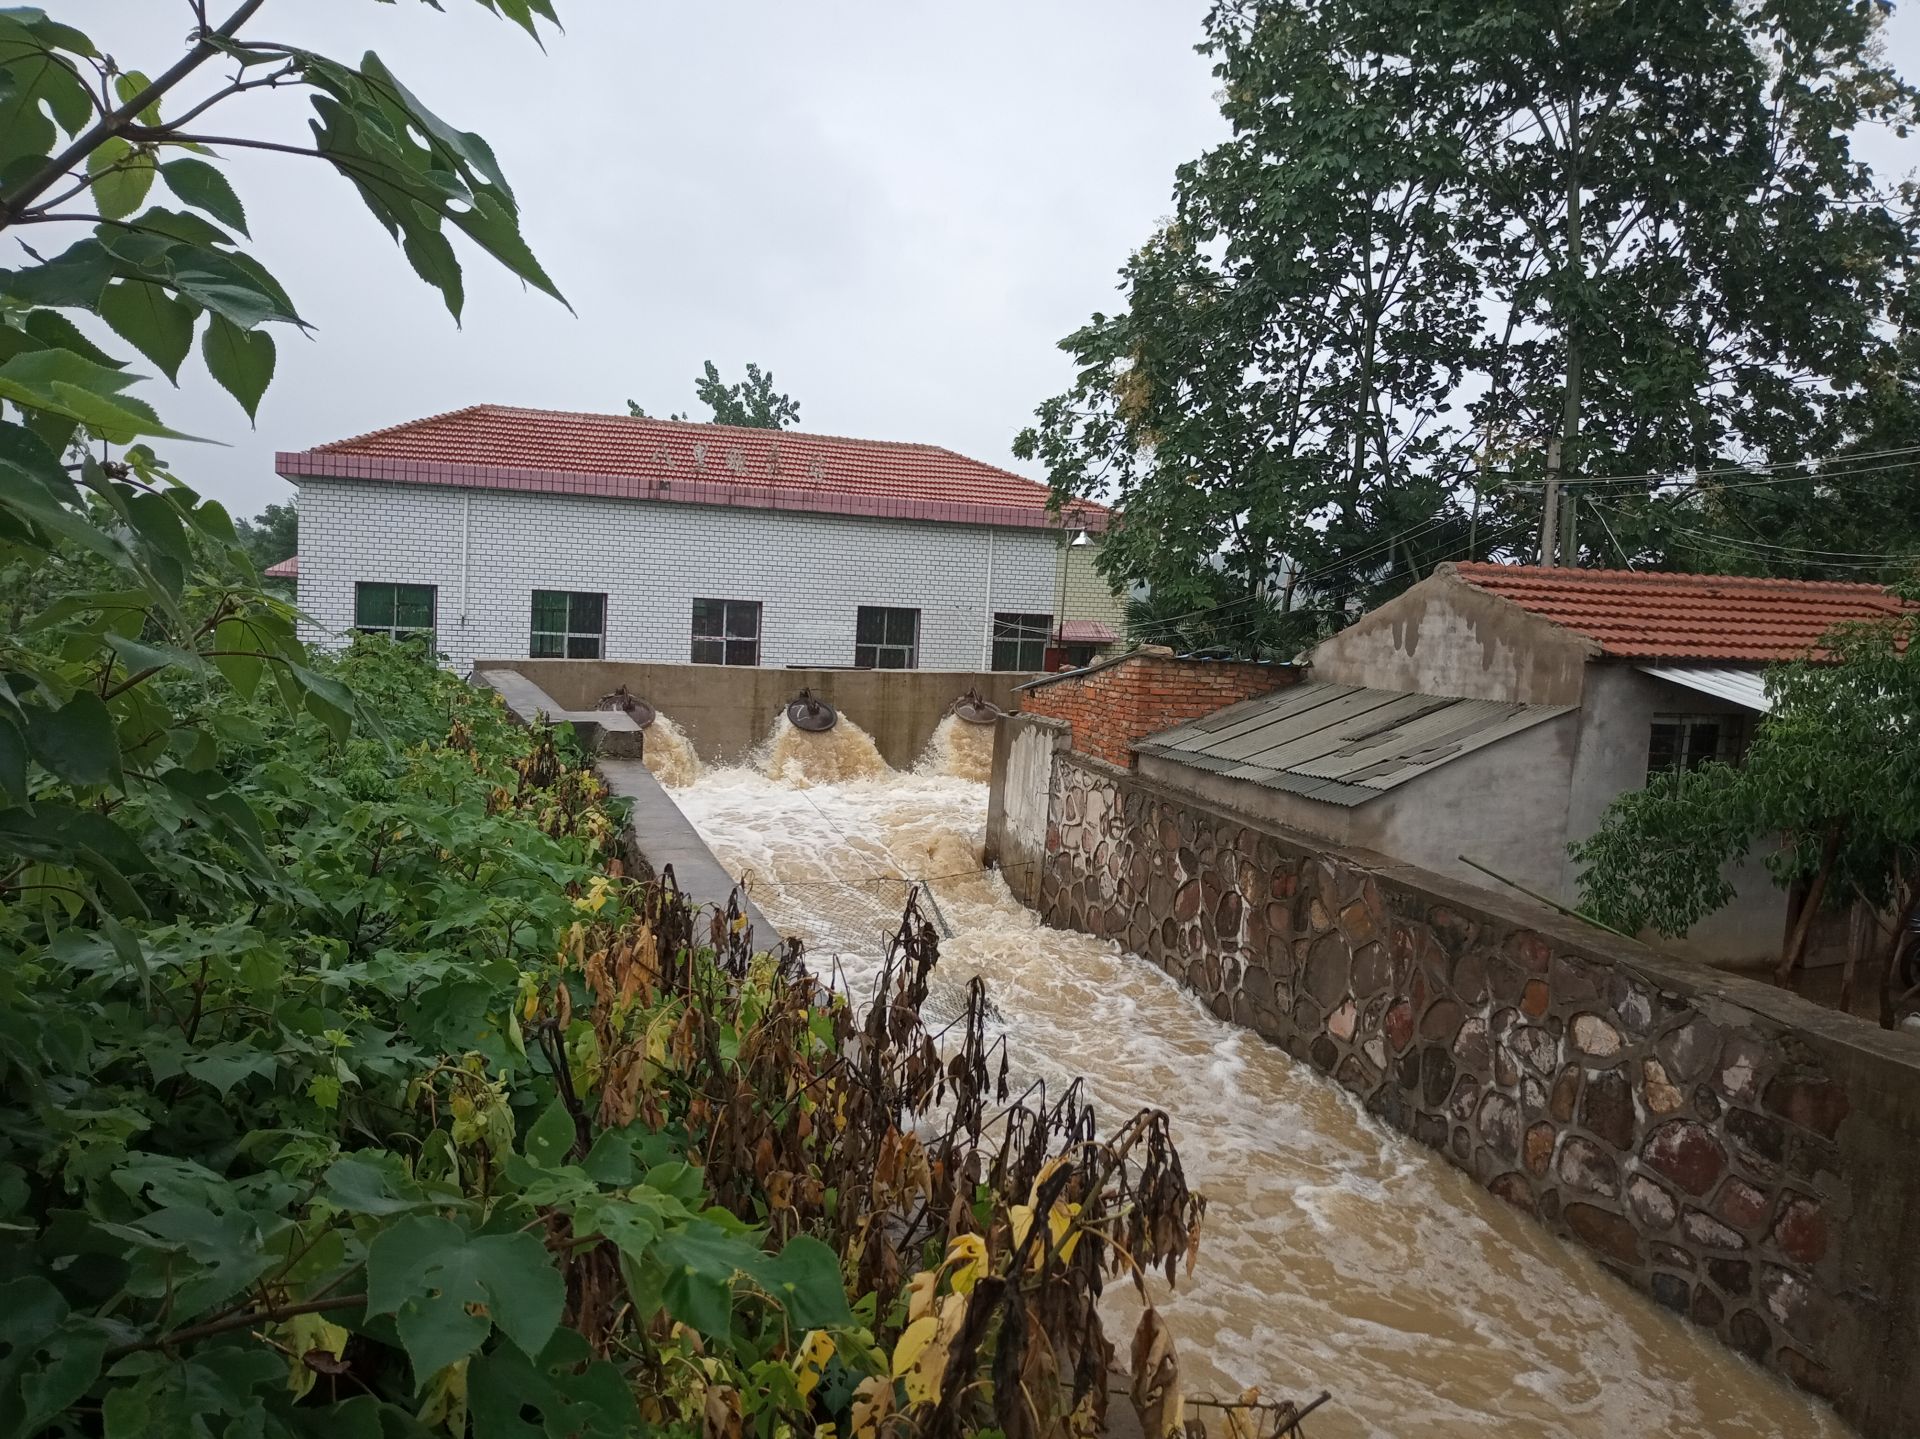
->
[99, 280, 199, 383]
[522, 1097, 575, 1169]
[161, 157, 249, 235]
[88, 136, 155, 220]
[0, 347, 196, 444]
[0, 1276, 105, 1439]
[167, 244, 301, 330]
[0, 714, 27, 805]
[324, 1154, 445, 1216]
[0, 239, 115, 309]
[112, 69, 161, 127]
[469, 1330, 636, 1439]
[580, 1128, 635, 1186]
[211, 616, 264, 699]
[103, 631, 207, 681]
[0, 16, 94, 175]
[0, 800, 148, 876]
[181, 1041, 278, 1096]
[201, 312, 275, 420]
[751, 1235, 854, 1330]
[651, 1222, 763, 1338]
[367, 1218, 564, 1383]
[0, 421, 122, 558]
[21, 307, 125, 369]
[118, 204, 234, 250]
[23, 690, 120, 788]
[289, 661, 356, 741]
[0, 344, 140, 396]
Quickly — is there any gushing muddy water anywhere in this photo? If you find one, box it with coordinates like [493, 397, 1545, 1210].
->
[674, 717, 1848, 1439]
[640, 714, 705, 788]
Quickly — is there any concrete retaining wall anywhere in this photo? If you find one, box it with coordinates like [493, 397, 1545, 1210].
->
[471, 660, 1033, 771]
[984, 713, 1067, 906]
[1037, 749, 1920, 1437]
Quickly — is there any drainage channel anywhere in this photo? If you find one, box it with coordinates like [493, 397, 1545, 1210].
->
[669, 716, 1847, 1439]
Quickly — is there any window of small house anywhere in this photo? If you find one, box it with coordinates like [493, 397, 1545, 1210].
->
[355, 582, 436, 645]
[691, 598, 761, 665]
[992, 612, 1051, 672]
[530, 590, 606, 659]
[855, 606, 919, 669]
[1647, 712, 1750, 777]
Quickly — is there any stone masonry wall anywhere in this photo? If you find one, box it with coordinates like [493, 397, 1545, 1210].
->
[1038, 751, 1920, 1437]
[1016, 651, 1298, 768]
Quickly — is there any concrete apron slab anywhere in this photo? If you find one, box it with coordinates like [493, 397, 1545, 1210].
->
[474, 668, 777, 950]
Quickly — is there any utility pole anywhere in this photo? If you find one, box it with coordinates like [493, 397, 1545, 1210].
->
[1539, 436, 1563, 566]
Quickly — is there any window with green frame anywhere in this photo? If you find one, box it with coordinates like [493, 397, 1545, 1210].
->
[530, 590, 606, 659]
[354, 582, 436, 644]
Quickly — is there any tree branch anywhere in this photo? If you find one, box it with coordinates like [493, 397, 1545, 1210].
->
[103, 1292, 367, 1360]
[0, 0, 269, 227]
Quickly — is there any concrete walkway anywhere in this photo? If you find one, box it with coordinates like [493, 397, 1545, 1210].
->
[476, 666, 779, 951]
[600, 759, 780, 951]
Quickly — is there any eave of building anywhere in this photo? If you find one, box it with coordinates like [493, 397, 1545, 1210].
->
[274, 450, 1109, 535]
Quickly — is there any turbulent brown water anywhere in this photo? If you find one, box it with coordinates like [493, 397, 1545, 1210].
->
[642, 714, 704, 788]
[672, 718, 1849, 1439]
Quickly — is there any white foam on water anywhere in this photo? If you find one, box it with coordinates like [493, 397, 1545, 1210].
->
[671, 760, 1849, 1439]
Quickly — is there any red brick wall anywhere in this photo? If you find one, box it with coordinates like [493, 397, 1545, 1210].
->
[1018, 651, 1298, 767]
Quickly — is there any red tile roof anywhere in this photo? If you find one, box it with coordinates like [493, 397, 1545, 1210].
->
[276, 404, 1106, 534]
[262, 555, 298, 578]
[1444, 562, 1909, 662]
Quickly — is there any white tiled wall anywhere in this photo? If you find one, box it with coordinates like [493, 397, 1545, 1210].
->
[294, 479, 1064, 673]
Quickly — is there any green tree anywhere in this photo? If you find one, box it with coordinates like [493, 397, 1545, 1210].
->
[234, 498, 296, 568]
[1575, 610, 1920, 1024]
[627, 359, 800, 429]
[1020, 0, 1919, 653]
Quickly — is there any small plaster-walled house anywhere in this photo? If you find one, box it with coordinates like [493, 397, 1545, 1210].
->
[1133, 563, 1910, 970]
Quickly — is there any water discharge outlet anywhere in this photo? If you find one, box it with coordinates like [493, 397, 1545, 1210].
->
[785, 687, 838, 733]
[596, 684, 657, 728]
[947, 687, 1003, 725]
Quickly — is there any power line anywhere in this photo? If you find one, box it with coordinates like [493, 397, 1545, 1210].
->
[1136, 516, 1537, 651]
[1499, 442, 1920, 492]
[1594, 501, 1920, 570]
[1128, 509, 1470, 642]
[1585, 496, 1637, 570]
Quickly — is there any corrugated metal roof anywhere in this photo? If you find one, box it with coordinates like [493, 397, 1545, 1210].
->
[1634, 663, 1773, 713]
[1134, 680, 1574, 806]
[1055, 620, 1118, 644]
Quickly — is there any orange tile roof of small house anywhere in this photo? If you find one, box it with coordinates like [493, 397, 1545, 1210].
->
[276, 404, 1107, 534]
[262, 555, 298, 578]
[1444, 562, 1909, 663]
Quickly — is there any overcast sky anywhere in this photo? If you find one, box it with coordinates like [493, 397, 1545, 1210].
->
[73, 3, 1920, 520]
[77, 1, 1224, 518]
